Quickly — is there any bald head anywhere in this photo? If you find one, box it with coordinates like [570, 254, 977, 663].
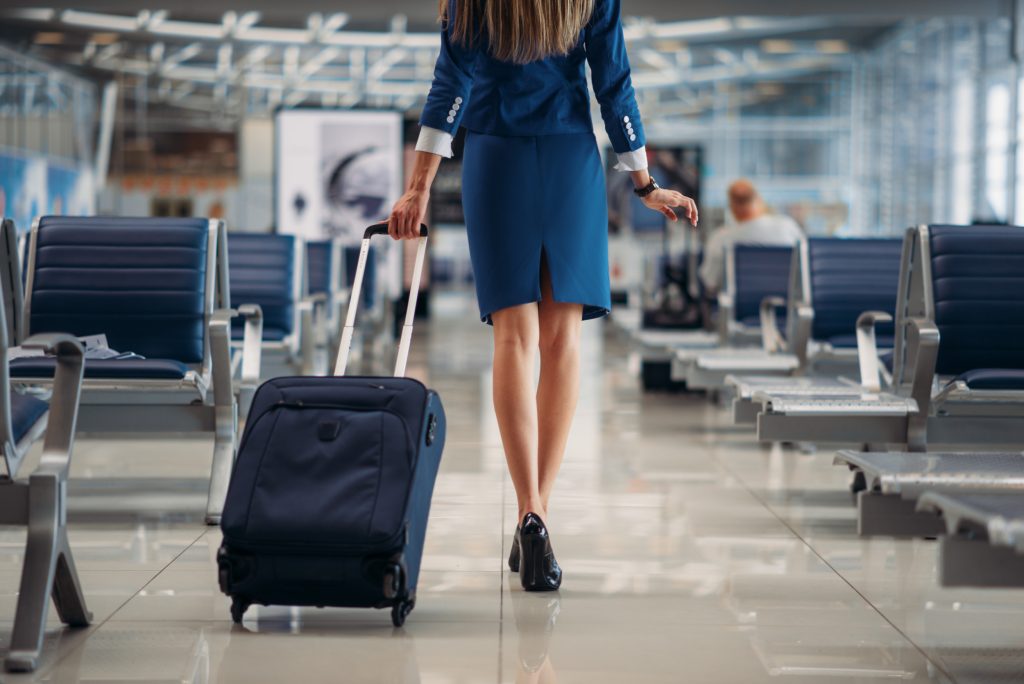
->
[728, 179, 764, 223]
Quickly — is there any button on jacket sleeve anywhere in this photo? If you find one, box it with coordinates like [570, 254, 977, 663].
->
[419, 0, 479, 135]
[586, 0, 645, 155]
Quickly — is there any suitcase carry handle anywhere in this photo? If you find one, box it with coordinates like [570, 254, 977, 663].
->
[334, 222, 429, 378]
[363, 224, 428, 240]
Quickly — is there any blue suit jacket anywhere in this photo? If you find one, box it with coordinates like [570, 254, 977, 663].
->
[419, 0, 645, 155]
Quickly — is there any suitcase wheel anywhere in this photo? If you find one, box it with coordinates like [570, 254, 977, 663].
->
[230, 597, 250, 624]
[391, 598, 415, 628]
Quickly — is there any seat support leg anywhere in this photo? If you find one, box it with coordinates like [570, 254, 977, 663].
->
[940, 535, 1024, 588]
[205, 403, 238, 526]
[6, 473, 91, 673]
[857, 491, 946, 538]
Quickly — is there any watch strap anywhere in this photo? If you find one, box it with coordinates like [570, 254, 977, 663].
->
[634, 177, 659, 198]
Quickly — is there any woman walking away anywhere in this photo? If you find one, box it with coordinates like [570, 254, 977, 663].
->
[387, 0, 699, 591]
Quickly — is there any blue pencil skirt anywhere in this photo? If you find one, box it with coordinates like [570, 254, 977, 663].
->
[461, 130, 611, 324]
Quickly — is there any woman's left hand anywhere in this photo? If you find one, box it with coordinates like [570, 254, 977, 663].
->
[387, 188, 430, 240]
[642, 189, 699, 227]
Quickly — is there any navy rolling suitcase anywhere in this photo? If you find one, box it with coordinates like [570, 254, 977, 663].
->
[217, 223, 445, 627]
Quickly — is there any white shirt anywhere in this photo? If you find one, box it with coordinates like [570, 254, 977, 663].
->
[698, 214, 804, 292]
[414, 126, 648, 172]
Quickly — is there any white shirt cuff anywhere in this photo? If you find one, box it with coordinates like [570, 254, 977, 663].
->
[415, 126, 454, 158]
[613, 146, 648, 172]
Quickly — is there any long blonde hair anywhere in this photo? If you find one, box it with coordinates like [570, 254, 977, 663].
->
[441, 0, 595, 65]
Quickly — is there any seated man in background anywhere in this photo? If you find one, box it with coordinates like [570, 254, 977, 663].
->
[698, 179, 804, 293]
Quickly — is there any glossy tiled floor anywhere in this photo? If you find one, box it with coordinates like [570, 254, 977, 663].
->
[2, 293, 1023, 683]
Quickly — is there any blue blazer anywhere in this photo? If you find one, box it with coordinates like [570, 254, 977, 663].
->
[419, 0, 645, 155]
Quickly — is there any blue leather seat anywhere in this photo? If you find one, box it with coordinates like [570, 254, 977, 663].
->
[11, 358, 188, 380]
[306, 241, 332, 296]
[732, 245, 792, 325]
[13, 216, 210, 380]
[10, 392, 47, 443]
[956, 369, 1024, 390]
[227, 234, 296, 342]
[928, 225, 1024, 375]
[806, 238, 902, 347]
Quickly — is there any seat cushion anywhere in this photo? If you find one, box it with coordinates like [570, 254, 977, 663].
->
[10, 392, 47, 443]
[955, 368, 1024, 391]
[10, 358, 189, 380]
[826, 334, 895, 350]
[231, 326, 288, 342]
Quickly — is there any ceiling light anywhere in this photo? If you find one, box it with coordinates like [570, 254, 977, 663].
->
[61, 10, 139, 32]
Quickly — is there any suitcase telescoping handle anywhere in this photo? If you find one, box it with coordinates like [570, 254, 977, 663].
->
[333, 222, 429, 378]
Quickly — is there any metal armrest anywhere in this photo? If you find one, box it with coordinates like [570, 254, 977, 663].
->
[716, 291, 733, 344]
[759, 296, 787, 353]
[209, 310, 237, 410]
[20, 334, 84, 478]
[855, 311, 893, 392]
[790, 303, 814, 368]
[905, 317, 940, 451]
[234, 304, 263, 389]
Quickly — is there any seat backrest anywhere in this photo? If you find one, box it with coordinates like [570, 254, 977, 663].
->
[25, 216, 214, 364]
[806, 238, 902, 344]
[729, 245, 793, 324]
[306, 240, 332, 296]
[925, 224, 1024, 375]
[227, 233, 299, 338]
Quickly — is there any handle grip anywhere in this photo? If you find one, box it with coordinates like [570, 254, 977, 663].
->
[364, 223, 428, 240]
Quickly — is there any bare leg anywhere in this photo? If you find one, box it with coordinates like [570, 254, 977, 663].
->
[491, 302, 545, 522]
[536, 258, 583, 514]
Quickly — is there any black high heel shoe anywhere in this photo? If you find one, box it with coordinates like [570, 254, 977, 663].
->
[508, 525, 521, 572]
[517, 513, 561, 592]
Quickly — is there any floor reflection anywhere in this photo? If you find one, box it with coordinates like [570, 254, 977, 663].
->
[509, 591, 560, 683]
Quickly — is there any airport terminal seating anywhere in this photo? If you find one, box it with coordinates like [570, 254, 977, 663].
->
[752, 224, 1024, 450]
[227, 232, 326, 378]
[306, 238, 347, 363]
[619, 243, 793, 391]
[11, 216, 244, 524]
[0, 218, 90, 673]
[670, 244, 797, 389]
[726, 237, 903, 420]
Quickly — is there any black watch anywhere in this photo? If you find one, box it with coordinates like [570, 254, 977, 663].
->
[634, 176, 659, 198]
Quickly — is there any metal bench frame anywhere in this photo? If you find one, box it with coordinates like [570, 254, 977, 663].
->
[0, 218, 91, 673]
[19, 218, 242, 524]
